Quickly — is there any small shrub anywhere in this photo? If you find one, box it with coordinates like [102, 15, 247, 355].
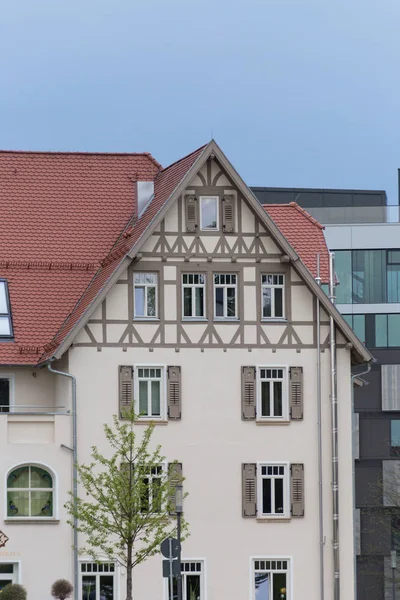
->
[51, 579, 73, 600]
[0, 584, 27, 600]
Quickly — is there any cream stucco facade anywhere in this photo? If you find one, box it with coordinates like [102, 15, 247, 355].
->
[0, 155, 364, 600]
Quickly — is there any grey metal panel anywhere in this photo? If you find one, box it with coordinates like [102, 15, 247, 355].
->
[382, 365, 400, 411]
[357, 557, 384, 600]
[355, 508, 361, 555]
[354, 413, 360, 460]
[251, 186, 387, 207]
[384, 557, 400, 599]
[356, 464, 382, 507]
[354, 366, 382, 411]
[383, 460, 400, 506]
[361, 511, 391, 555]
[359, 418, 390, 459]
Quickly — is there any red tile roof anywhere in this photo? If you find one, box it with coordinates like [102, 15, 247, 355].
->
[0, 146, 328, 365]
[263, 203, 330, 284]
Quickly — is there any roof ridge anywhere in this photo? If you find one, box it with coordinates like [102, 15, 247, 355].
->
[158, 143, 208, 176]
[288, 202, 325, 230]
[0, 149, 162, 166]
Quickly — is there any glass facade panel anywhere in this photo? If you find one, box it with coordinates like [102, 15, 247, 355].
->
[352, 250, 386, 304]
[375, 314, 388, 347]
[335, 251, 352, 304]
[391, 421, 400, 457]
[388, 314, 400, 347]
[353, 315, 366, 344]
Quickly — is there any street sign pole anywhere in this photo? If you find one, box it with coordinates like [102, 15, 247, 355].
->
[168, 538, 174, 600]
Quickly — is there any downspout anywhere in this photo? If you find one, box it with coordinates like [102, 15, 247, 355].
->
[329, 251, 340, 600]
[316, 255, 325, 600]
[48, 362, 78, 600]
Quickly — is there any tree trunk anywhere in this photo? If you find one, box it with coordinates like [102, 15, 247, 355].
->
[126, 544, 133, 600]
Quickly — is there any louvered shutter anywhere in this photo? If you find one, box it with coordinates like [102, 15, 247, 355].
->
[185, 195, 198, 232]
[289, 367, 303, 420]
[222, 194, 235, 232]
[242, 367, 256, 420]
[167, 366, 181, 420]
[119, 366, 134, 419]
[168, 462, 183, 515]
[290, 463, 304, 517]
[242, 463, 257, 517]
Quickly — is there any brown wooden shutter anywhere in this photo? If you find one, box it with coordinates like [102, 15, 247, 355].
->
[242, 367, 256, 420]
[167, 366, 181, 420]
[185, 195, 198, 232]
[291, 463, 304, 517]
[242, 463, 257, 517]
[222, 194, 235, 232]
[119, 365, 134, 419]
[168, 462, 183, 515]
[289, 366, 303, 420]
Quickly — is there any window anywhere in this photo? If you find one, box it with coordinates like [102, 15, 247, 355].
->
[261, 274, 284, 319]
[253, 558, 289, 600]
[259, 464, 288, 517]
[182, 274, 206, 318]
[140, 465, 163, 513]
[7, 465, 54, 518]
[135, 367, 165, 419]
[0, 281, 12, 337]
[80, 562, 115, 600]
[258, 368, 287, 420]
[200, 196, 218, 230]
[0, 377, 11, 414]
[214, 274, 237, 319]
[0, 564, 19, 591]
[335, 251, 352, 304]
[391, 421, 400, 457]
[133, 273, 157, 318]
[167, 560, 204, 600]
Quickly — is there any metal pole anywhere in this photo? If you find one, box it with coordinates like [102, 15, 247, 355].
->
[177, 510, 182, 600]
[168, 538, 174, 600]
[48, 363, 78, 600]
[392, 550, 397, 600]
[316, 254, 325, 600]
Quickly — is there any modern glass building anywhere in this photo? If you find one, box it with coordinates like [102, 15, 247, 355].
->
[252, 183, 400, 600]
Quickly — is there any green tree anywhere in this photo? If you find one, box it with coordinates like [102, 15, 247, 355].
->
[65, 409, 187, 600]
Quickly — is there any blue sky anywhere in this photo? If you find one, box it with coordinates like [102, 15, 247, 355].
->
[1, 0, 400, 202]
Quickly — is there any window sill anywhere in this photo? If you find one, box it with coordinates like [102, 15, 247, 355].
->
[133, 318, 160, 322]
[256, 420, 290, 426]
[134, 419, 168, 425]
[5, 519, 60, 524]
[261, 318, 287, 323]
[182, 318, 208, 322]
[213, 318, 239, 322]
[256, 517, 291, 523]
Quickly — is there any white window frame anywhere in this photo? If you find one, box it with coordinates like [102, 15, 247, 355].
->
[134, 365, 167, 420]
[257, 462, 290, 519]
[0, 561, 21, 590]
[261, 274, 285, 320]
[164, 558, 206, 600]
[182, 274, 206, 320]
[0, 374, 15, 415]
[139, 463, 165, 514]
[200, 196, 219, 231]
[79, 559, 117, 600]
[133, 273, 158, 319]
[0, 280, 13, 338]
[257, 366, 289, 421]
[213, 273, 238, 320]
[5, 462, 57, 521]
[250, 556, 292, 600]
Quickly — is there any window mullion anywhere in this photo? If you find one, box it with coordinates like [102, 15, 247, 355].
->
[192, 285, 196, 317]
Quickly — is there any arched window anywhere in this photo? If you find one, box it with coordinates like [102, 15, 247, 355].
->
[7, 465, 54, 518]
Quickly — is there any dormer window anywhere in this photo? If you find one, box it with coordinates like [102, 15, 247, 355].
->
[0, 281, 13, 337]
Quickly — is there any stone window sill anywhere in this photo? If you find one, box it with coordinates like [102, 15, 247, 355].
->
[134, 420, 168, 426]
[256, 420, 290, 426]
[256, 517, 291, 523]
[5, 519, 60, 525]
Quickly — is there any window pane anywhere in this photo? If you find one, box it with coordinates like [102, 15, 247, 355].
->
[147, 286, 156, 317]
[151, 381, 161, 416]
[262, 478, 272, 514]
[0, 282, 7, 313]
[272, 573, 287, 600]
[141, 478, 150, 512]
[215, 287, 224, 317]
[335, 251, 352, 304]
[0, 565, 14, 574]
[186, 574, 201, 600]
[31, 467, 52, 488]
[134, 287, 145, 317]
[274, 288, 283, 317]
[353, 250, 386, 304]
[82, 576, 96, 600]
[139, 381, 148, 415]
[201, 197, 218, 229]
[388, 251, 400, 264]
[255, 573, 270, 599]
[388, 266, 400, 302]
[31, 491, 53, 516]
[391, 421, 400, 457]
[195, 287, 204, 317]
[99, 575, 114, 600]
[261, 381, 270, 417]
[353, 315, 365, 344]
[152, 477, 162, 512]
[0, 317, 11, 336]
[392, 514, 400, 552]
[375, 314, 388, 347]
[0, 379, 10, 413]
[183, 288, 192, 317]
[273, 381, 283, 417]
[388, 315, 400, 347]
[275, 479, 284, 513]
[227, 287, 236, 317]
[8, 466, 29, 488]
[7, 491, 29, 516]
[262, 288, 272, 318]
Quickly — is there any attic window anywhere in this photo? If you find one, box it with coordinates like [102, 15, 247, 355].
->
[0, 281, 13, 337]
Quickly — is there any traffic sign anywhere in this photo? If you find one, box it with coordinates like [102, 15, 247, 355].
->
[163, 559, 180, 578]
[161, 537, 180, 559]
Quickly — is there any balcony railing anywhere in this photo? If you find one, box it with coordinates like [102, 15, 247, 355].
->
[0, 405, 69, 415]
